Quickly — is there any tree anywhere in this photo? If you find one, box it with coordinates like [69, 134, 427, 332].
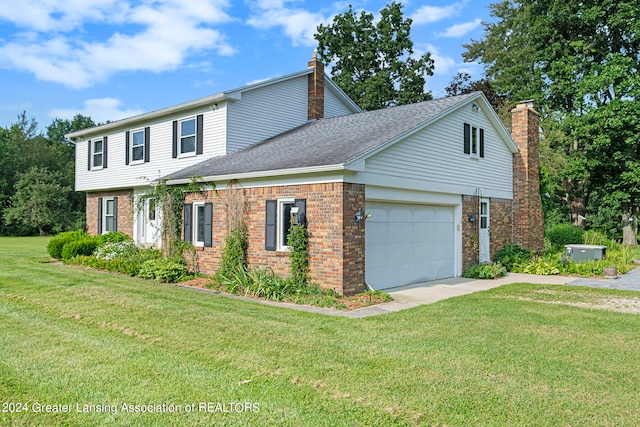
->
[465, 0, 640, 244]
[315, 2, 434, 111]
[4, 167, 73, 236]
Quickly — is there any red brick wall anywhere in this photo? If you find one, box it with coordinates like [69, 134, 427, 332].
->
[184, 182, 366, 295]
[462, 196, 513, 271]
[86, 190, 134, 237]
[511, 102, 544, 252]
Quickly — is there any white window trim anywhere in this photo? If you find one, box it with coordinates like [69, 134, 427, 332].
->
[192, 201, 205, 247]
[130, 128, 145, 165]
[277, 198, 295, 251]
[93, 138, 104, 170]
[470, 125, 479, 159]
[103, 197, 115, 234]
[178, 117, 197, 158]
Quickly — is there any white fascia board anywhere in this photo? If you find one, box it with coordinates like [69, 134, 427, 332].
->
[65, 94, 229, 141]
[166, 163, 346, 186]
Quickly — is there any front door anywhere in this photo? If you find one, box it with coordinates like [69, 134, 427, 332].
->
[479, 198, 490, 263]
[136, 198, 161, 248]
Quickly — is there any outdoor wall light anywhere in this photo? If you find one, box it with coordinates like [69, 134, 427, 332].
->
[354, 209, 371, 223]
[468, 213, 476, 222]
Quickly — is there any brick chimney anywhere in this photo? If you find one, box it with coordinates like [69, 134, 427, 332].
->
[308, 49, 324, 120]
[511, 100, 544, 252]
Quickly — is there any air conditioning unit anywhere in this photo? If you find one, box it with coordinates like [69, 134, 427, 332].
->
[564, 244, 607, 262]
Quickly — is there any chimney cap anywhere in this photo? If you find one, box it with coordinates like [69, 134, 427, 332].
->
[517, 99, 535, 109]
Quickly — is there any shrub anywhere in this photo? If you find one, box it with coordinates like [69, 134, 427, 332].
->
[70, 248, 161, 276]
[462, 263, 507, 279]
[287, 223, 309, 286]
[512, 254, 561, 275]
[47, 230, 88, 259]
[95, 241, 139, 260]
[94, 231, 131, 247]
[138, 258, 188, 283]
[545, 224, 585, 251]
[61, 238, 98, 261]
[493, 244, 534, 271]
[215, 224, 248, 283]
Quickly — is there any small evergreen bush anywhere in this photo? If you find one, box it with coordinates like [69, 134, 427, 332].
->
[61, 238, 98, 260]
[546, 224, 585, 251]
[94, 231, 131, 247]
[215, 224, 248, 283]
[287, 223, 309, 286]
[47, 230, 88, 259]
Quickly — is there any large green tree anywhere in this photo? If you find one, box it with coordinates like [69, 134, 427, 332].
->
[315, 2, 434, 111]
[465, 0, 640, 244]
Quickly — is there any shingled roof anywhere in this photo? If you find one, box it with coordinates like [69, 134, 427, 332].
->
[166, 92, 479, 182]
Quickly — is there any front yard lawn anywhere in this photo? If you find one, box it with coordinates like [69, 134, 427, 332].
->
[2, 237, 640, 426]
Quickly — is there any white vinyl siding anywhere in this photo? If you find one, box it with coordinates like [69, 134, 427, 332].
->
[364, 106, 513, 198]
[75, 104, 227, 191]
[324, 85, 355, 118]
[226, 75, 308, 154]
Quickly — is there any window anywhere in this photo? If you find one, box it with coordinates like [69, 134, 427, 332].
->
[265, 198, 306, 251]
[88, 137, 107, 170]
[182, 202, 212, 247]
[480, 201, 488, 229]
[148, 199, 156, 221]
[180, 118, 196, 155]
[172, 115, 203, 158]
[131, 129, 145, 162]
[464, 123, 484, 158]
[97, 196, 118, 234]
[93, 138, 103, 168]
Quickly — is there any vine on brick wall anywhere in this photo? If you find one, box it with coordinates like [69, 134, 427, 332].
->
[287, 223, 309, 286]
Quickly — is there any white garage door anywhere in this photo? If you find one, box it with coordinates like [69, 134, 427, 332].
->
[365, 202, 455, 290]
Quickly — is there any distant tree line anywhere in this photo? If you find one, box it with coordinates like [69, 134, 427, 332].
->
[0, 113, 95, 236]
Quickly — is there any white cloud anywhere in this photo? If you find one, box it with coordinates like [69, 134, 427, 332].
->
[50, 98, 145, 123]
[439, 19, 482, 38]
[411, 2, 466, 25]
[246, 1, 327, 47]
[0, 0, 236, 88]
[416, 44, 456, 77]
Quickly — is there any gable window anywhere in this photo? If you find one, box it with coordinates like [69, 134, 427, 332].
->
[88, 137, 108, 170]
[172, 115, 203, 158]
[265, 198, 307, 251]
[463, 123, 484, 158]
[97, 197, 118, 234]
[182, 201, 212, 247]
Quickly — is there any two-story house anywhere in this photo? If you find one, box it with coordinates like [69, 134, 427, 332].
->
[68, 54, 544, 295]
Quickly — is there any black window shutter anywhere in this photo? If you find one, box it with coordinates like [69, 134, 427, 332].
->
[113, 197, 118, 232]
[125, 131, 130, 165]
[464, 123, 471, 154]
[97, 197, 103, 234]
[144, 127, 150, 162]
[196, 114, 204, 155]
[87, 140, 92, 170]
[294, 199, 307, 226]
[479, 128, 485, 158]
[204, 202, 213, 247]
[103, 136, 108, 168]
[183, 204, 192, 242]
[265, 200, 277, 251]
[172, 121, 178, 158]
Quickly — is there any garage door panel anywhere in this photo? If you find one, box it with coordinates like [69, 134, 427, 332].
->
[366, 201, 455, 290]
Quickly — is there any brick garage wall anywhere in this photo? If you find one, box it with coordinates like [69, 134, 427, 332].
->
[462, 196, 513, 271]
[185, 182, 366, 295]
[86, 190, 134, 237]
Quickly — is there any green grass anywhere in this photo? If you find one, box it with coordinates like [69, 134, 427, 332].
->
[2, 237, 640, 426]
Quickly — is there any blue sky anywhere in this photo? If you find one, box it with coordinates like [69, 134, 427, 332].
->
[0, 0, 494, 130]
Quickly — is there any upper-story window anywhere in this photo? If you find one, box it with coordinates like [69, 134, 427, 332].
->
[93, 139, 104, 167]
[131, 129, 145, 162]
[172, 114, 203, 158]
[180, 118, 196, 155]
[88, 137, 107, 170]
[463, 123, 485, 158]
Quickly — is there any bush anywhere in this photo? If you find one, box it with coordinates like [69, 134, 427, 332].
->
[70, 248, 161, 276]
[138, 258, 188, 283]
[47, 230, 88, 259]
[215, 224, 248, 283]
[512, 254, 561, 275]
[95, 241, 139, 260]
[493, 244, 534, 271]
[546, 224, 585, 251]
[462, 263, 507, 279]
[94, 231, 131, 247]
[61, 238, 97, 260]
[287, 223, 309, 286]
